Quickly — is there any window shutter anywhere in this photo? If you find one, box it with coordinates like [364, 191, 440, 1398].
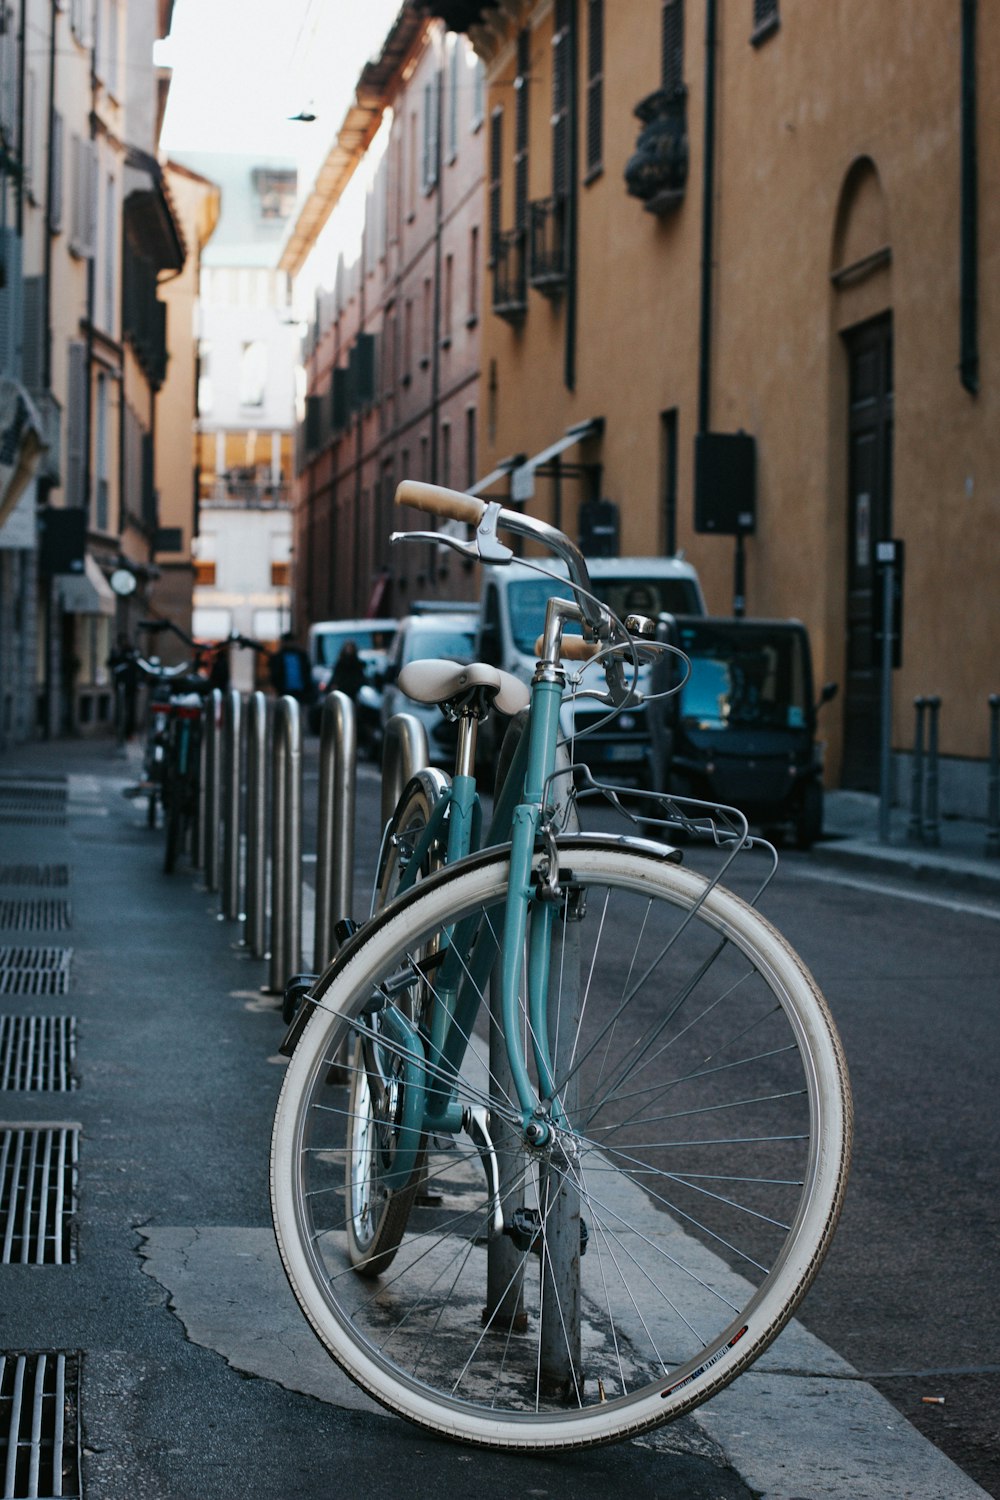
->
[662, 0, 684, 93]
[585, 0, 603, 176]
[22, 275, 46, 391]
[488, 108, 503, 262]
[49, 111, 64, 232]
[64, 340, 88, 509]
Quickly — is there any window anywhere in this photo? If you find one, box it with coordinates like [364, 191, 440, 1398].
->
[465, 406, 477, 489]
[422, 75, 440, 193]
[468, 224, 479, 324]
[94, 374, 109, 530]
[441, 420, 451, 489]
[239, 340, 267, 407]
[488, 108, 502, 263]
[514, 29, 530, 233]
[584, 0, 603, 179]
[447, 40, 459, 162]
[660, 409, 678, 555]
[421, 277, 432, 367]
[470, 55, 484, 131]
[553, 2, 571, 195]
[662, 0, 683, 92]
[69, 134, 97, 258]
[403, 299, 413, 381]
[751, 0, 779, 45]
[103, 172, 116, 333]
[442, 253, 453, 345]
[49, 111, 64, 232]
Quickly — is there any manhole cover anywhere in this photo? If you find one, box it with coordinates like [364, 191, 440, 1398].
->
[0, 951, 72, 998]
[0, 903, 72, 934]
[1, 1019, 78, 1092]
[0, 1352, 82, 1500]
[0, 1127, 79, 1264]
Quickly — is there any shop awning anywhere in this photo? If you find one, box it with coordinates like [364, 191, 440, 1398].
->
[57, 555, 116, 617]
[467, 418, 603, 502]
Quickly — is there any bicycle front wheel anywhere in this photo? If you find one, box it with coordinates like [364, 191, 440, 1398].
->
[271, 837, 851, 1450]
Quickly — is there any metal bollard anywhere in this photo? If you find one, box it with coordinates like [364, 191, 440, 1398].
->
[268, 696, 303, 996]
[314, 692, 357, 973]
[923, 695, 941, 847]
[907, 697, 927, 845]
[220, 689, 243, 919]
[987, 694, 1000, 858]
[380, 712, 430, 831]
[196, 705, 208, 870]
[203, 688, 224, 888]
[244, 692, 269, 957]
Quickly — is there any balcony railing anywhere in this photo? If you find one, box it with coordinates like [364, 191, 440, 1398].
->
[492, 228, 527, 322]
[528, 197, 568, 297]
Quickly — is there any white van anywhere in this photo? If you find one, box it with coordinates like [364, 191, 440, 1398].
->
[476, 557, 706, 783]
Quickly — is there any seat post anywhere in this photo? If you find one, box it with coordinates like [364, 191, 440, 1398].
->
[455, 708, 480, 780]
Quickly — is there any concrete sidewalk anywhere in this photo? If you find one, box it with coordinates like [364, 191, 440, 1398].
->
[0, 734, 992, 1499]
[819, 788, 1000, 900]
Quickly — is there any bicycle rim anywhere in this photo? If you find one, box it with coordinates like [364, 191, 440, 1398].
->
[271, 838, 851, 1450]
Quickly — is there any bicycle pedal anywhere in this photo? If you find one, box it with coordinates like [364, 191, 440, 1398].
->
[504, 1206, 589, 1257]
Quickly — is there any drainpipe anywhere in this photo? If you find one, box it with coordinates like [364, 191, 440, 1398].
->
[42, 0, 57, 390]
[563, 6, 578, 393]
[959, 0, 978, 395]
[697, 0, 717, 435]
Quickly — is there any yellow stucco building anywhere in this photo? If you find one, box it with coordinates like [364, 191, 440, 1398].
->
[435, 0, 998, 807]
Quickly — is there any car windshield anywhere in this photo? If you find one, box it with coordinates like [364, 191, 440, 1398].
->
[676, 623, 809, 730]
[507, 577, 702, 654]
[403, 626, 477, 665]
[315, 627, 396, 667]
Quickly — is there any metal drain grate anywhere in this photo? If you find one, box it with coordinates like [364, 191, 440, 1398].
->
[0, 1127, 79, 1265]
[0, 868, 69, 890]
[0, 784, 67, 828]
[0, 1352, 82, 1499]
[0, 952, 72, 998]
[0, 904, 71, 935]
[0, 1020, 77, 1093]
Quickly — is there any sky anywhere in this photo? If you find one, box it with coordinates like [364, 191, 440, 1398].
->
[157, 0, 403, 189]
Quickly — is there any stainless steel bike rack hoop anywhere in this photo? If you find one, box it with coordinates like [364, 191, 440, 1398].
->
[380, 712, 430, 830]
[221, 689, 243, 920]
[314, 691, 357, 973]
[268, 695, 303, 995]
[203, 688, 224, 889]
[244, 692, 269, 957]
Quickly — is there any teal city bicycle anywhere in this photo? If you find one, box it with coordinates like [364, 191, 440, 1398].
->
[270, 482, 852, 1451]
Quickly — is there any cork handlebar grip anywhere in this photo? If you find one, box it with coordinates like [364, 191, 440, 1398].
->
[395, 481, 487, 526]
[534, 634, 602, 661]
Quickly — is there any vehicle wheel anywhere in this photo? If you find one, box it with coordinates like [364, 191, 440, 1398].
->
[795, 780, 824, 850]
[271, 839, 851, 1450]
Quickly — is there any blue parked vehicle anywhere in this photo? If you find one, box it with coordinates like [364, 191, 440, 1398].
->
[650, 615, 838, 848]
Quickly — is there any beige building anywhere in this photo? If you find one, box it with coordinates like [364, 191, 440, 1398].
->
[423, 0, 998, 810]
[153, 160, 221, 647]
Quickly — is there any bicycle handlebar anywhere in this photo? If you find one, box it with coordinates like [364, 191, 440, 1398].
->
[394, 480, 605, 637]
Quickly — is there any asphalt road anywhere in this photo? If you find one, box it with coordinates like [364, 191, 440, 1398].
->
[302, 747, 1000, 1495]
[2, 737, 995, 1497]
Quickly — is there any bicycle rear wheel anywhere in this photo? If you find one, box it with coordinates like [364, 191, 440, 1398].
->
[346, 767, 451, 1275]
[271, 837, 851, 1450]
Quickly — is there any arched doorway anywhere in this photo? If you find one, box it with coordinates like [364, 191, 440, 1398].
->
[831, 159, 893, 790]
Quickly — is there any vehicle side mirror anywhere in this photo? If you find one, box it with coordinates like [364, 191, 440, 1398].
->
[817, 681, 838, 710]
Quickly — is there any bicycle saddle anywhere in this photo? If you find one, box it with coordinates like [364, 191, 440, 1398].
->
[398, 659, 530, 716]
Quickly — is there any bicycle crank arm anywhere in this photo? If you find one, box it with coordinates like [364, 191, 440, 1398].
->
[462, 1105, 503, 1240]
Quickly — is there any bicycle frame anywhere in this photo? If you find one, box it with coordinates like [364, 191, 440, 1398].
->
[373, 608, 582, 1190]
